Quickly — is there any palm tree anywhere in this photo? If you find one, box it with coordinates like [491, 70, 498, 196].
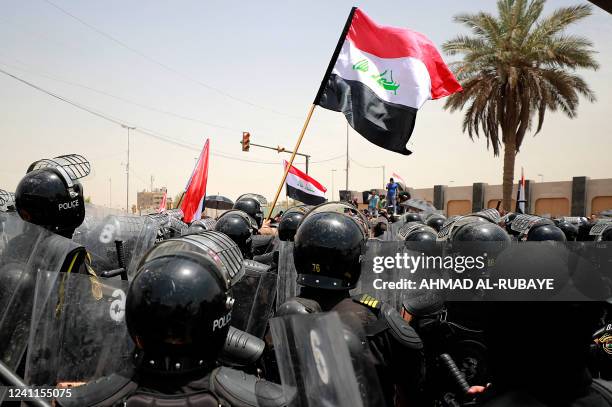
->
[443, 0, 598, 211]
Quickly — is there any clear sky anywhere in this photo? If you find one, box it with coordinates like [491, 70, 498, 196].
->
[1, 0, 610, 210]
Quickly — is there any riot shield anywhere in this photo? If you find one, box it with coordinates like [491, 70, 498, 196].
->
[270, 312, 368, 407]
[25, 272, 133, 386]
[231, 260, 277, 338]
[73, 213, 159, 276]
[276, 240, 299, 310]
[353, 239, 402, 310]
[0, 218, 85, 402]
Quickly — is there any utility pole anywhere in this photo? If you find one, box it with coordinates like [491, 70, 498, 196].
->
[150, 175, 155, 192]
[331, 169, 338, 201]
[109, 178, 112, 208]
[122, 125, 135, 214]
[382, 165, 386, 189]
[345, 123, 349, 191]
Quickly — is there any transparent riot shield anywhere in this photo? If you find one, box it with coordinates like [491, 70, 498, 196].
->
[73, 214, 158, 276]
[0, 217, 85, 402]
[276, 241, 299, 310]
[25, 272, 133, 386]
[269, 312, 370, 407]
[352, 239, 402, 310]
[231, 260, 277, 338]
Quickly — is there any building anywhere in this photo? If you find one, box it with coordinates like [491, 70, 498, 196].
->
[337, 177, 612, 218]
[137, 187, 173, 214]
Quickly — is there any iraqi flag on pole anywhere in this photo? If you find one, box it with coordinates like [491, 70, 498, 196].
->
[181, 139, 210, 223]
[314, 8, 462, 155]
[516, 167, 526, 214]
[284, 160, 327, 205]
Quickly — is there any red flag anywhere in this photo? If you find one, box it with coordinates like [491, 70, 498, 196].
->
[157, 190, 167, 213]
[181, 139, 210, 223]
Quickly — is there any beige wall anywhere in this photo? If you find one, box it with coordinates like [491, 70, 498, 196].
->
[587, 178, 612, 216]
[403, 178, 612, 217]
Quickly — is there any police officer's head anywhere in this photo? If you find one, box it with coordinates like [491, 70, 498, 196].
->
[294, 202, 368, 290]
[127, 246, 234, 373]
[452, 218, 510, 243]
[233, 197, 264, 229]
[183, 218, 217, 236]
[554, 220, 579, 241]
[526, 224, 567, 242]
[215, 210, 253, 259]
[425, 215, 446, 232]
[404, 212, 423, 224]
[15, 155, 89, 238]
[405, 228, 437, 242]
[278, 207, 308, 241]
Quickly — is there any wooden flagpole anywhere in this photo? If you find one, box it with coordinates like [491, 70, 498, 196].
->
[266, 104, 316, 221]
[266, 7, 357, 221]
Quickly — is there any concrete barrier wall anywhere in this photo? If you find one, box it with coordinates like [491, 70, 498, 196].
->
[404, 178, 612, 217]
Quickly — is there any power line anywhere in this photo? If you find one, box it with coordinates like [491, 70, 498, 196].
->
[0, 60, 241, 132]
[0, 67, 335, 166]
[41, 0, 300, 119]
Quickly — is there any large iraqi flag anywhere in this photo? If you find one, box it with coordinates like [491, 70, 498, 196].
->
[315, 8, 462, 155]
[284, 160, 327, 205]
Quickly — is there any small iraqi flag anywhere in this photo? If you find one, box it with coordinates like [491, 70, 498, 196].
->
[284, 160, 327, 206]
[315, 8, 462, 155]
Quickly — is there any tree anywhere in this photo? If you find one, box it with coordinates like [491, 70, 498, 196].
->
[443, 0, 598, 211]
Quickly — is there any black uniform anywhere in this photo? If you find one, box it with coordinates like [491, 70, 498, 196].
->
[56, 367, 288, 407]
[275, 203, 424, 406]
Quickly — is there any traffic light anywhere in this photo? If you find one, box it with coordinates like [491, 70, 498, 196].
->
[242, 132, 250, 152]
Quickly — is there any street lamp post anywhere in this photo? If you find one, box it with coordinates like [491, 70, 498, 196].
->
[331, 169, 338, 201]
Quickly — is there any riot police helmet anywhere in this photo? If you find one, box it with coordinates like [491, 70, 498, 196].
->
[425, 215, 446, 232]
[453, 221, 511, 242]
[15, 154, 90, 238]
[526, 224, 567, 242]
[233, 196, 264, 229]
[554, 220, 579, 242]
[404, 212, 423, 224]
[278, 206, 307, 241]
[127, 248, 234, 373]
[294, 203, 368, 290]
[215, 210, 254, 258]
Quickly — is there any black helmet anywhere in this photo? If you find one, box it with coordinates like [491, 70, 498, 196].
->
[404, 212, 423, 224]
[183, 218, 217, 236]
[215, 210, 253, 259]
[526, 224, 567, 242]
[425, 216, 446, 232]
[233, 197, 264, 229]
[127, 249, 234, 373]
[406, 229, 437, 242]
[294, 206, 367, 290]
[453, 221, 511, 242]
[278, 207, 307, 241]
[15, 154, 90, 238]
[554, 220, 579, 241]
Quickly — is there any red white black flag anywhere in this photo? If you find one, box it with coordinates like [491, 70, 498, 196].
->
[315, 8, 462, 155]
[284, 160, 327, 205]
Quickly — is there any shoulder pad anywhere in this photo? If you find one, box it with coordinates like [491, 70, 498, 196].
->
[244, 259, 272, 273]
[55, 373, 135, 407]
[381, 304, 423, 350]
[212, 367, 291, 407]
[352, 293, 382, 310]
